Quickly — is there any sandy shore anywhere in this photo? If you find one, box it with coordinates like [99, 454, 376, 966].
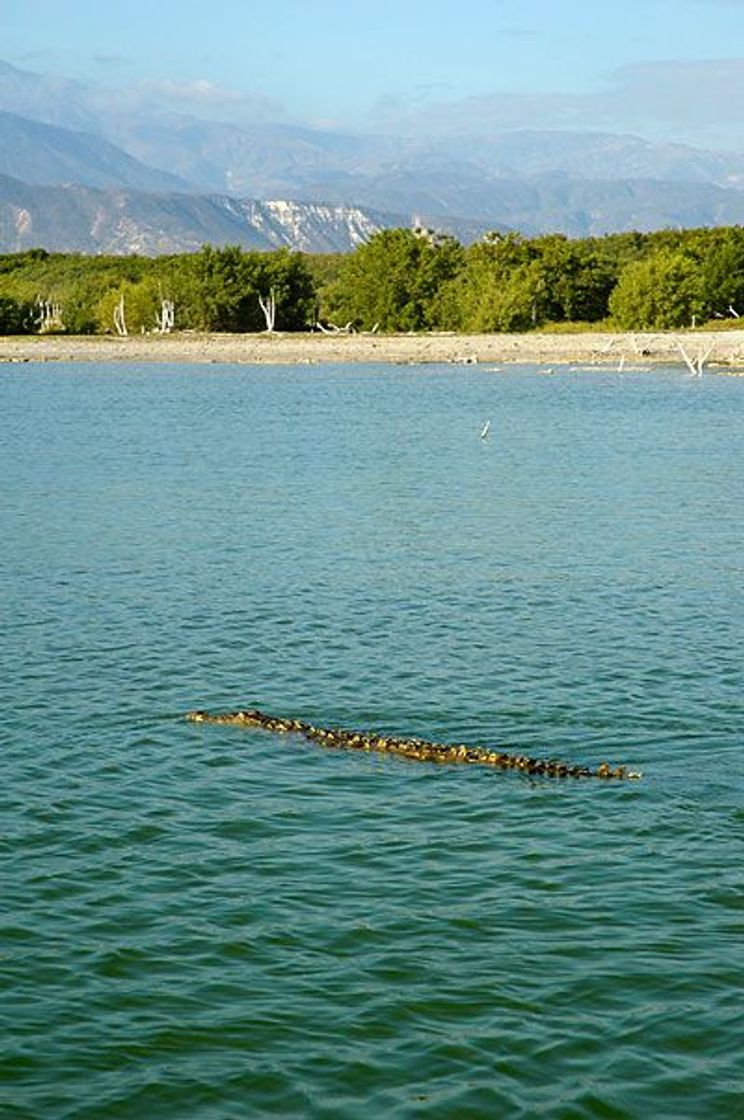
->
[3, 329, 744, 370]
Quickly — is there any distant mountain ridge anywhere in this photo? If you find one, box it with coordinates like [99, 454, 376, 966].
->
[4, 57, 744, 252]
[0, 172, 491, 254]
[6, 167, 744, 257]
[0, 109, 194, 192]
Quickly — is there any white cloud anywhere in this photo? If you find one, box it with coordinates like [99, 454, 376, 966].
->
[135, 77, 289, 122]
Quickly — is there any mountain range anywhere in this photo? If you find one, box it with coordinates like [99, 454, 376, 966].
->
[2, 58, 744, 254]
[0, 171, 415, 254]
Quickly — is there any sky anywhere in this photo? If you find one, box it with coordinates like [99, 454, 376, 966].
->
[2, 0, 744, 147]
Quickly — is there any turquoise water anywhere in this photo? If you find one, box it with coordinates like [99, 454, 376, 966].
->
[2, 362, 742, 1119]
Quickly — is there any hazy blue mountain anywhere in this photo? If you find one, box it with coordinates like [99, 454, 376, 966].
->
[101, 118, 407, 196]
[0, 60, 101, 132]
[4, 58, 744, 196]
[431, 130, 744, 188]
[0, 110, 194, 192]
[97, 119, 744, 205]
[5, 57, 744, 249]
[280, 174, 744, 238]
[444, 175, 744, 237]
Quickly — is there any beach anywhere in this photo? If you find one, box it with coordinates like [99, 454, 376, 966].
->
[3, 328, 744, 369]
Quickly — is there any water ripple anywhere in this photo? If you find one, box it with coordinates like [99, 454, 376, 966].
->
[2, 364, 742, 1118]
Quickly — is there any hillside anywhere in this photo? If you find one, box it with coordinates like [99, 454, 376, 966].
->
[0, 173, 434, 254]
[4, 59, 744, 249]
[0, 109, 194, 192]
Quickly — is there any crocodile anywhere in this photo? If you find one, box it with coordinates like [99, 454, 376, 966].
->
[186, 707, 641, 780]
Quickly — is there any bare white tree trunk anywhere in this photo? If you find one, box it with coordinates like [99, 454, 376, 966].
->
[258, 289, 277, 332]
[156, 299, 175, 333]
[35, 297, 64, 333]
[113, 294, 128, 337]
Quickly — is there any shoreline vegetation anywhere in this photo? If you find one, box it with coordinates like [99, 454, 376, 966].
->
[5, 226, 744, 373]
[3, 329, 744, 372]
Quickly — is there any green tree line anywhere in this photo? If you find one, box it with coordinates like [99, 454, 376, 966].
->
[3, 225, 744, 335]
[0, 246, 317, 335]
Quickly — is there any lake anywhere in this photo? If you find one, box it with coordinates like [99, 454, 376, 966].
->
[2, 362, 742, 1118]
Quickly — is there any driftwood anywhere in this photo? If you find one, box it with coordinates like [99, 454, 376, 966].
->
[316, 320, 355, 334]
[675, 336, 713, 377]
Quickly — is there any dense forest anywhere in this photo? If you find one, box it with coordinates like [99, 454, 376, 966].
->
[3, 225, 744, 336]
